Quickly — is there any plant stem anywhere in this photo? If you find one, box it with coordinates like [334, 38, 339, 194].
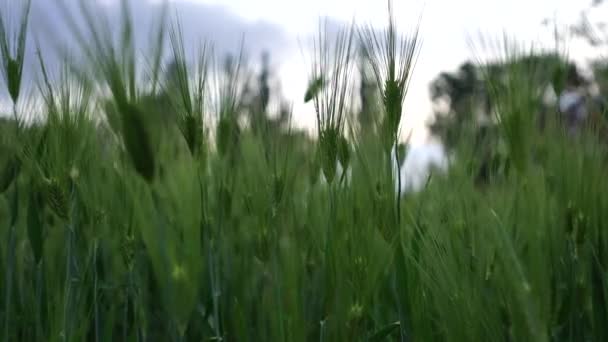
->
[395, 140, 402, 225]
[35, 262, 44, 341]
[93, 239, 100, 342]
[3, 184, 19, 342]
[63, 185, 77, 342]
[3, 224, 16, 341]
[63, 222, 74, 342]
[12, 104, 18, 126]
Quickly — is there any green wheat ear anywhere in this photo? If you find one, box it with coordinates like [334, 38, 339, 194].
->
[182, 114, 203, 156]
[383, 79, 403, 133]
[0, 0, 32, 105]
[304, 75, 325, 103]
[319, 128, 339, 183]
[338, 134, 351, 170]
[0, 156, 20, 194]
[119, 102, 156, 183]
[168, 18, 208, 158]
[272, 173, 285, 205]
[6, 59, 22, 104]
[359, 0, 421, 152]
[43, 178, 69, 221]
[216, 113, 242, 163]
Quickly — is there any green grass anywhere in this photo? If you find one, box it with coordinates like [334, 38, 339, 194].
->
[1, 0, 608, 341]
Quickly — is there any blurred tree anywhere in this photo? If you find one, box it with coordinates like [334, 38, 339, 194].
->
[558, 0, 608, 139]
[246, 51, 277, 135]
[569, 0, 608, 47]
[428, 54, 580, 150]
[552, 1, 608, 113]
[428, 62, 485, 149]
[237, 51, 315, 165]
[428, 54, 586, 186]
[258, 52, 271, 114]
[358, 46, 379, 135]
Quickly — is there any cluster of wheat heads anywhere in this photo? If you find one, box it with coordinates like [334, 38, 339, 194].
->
[0, 0, 607, 341]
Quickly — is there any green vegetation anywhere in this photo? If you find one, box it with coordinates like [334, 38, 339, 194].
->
[1, 0, 608, 341]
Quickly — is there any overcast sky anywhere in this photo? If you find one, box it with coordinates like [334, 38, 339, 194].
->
[174, 0, 600, 142]
[1, 0, 602, 189]
[4, 0, 605, 143]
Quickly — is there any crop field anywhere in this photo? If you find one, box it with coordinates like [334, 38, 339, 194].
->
[1, 0, 608, 341]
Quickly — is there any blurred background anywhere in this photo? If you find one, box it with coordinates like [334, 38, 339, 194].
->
[2, 0, 608, 187]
